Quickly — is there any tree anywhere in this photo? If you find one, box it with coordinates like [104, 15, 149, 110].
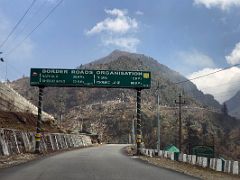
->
[185, 118, 201, 154]
[221, 103, 228, 116]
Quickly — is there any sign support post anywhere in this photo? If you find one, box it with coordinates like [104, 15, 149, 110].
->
[35, 86, 44, 154]
[136, 88, 142, 155]
[131, 115, 135, 145]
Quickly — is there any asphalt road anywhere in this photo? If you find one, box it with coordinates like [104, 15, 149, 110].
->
[0, 145, 198, 180]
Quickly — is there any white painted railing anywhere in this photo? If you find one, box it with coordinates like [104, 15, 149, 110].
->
[142, 148, 240, 176]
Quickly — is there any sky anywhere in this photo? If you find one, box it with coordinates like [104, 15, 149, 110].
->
[0, 0, 240, 103]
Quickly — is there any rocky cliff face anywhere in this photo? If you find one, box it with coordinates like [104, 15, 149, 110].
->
[11, 50, 240, 160]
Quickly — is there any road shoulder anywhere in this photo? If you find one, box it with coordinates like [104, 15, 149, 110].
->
[139, 156, 239, 180]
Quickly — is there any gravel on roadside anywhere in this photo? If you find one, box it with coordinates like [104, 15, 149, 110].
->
[0, 153, 38, 169]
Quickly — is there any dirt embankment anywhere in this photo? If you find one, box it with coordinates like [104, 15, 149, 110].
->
[0, 110, 61, 133]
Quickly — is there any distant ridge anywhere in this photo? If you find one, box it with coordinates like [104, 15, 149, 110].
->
[225, 90, 240, 119]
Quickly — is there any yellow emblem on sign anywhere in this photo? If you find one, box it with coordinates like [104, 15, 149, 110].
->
[143, 73, 150, 79]
[137, 139, 142, 143]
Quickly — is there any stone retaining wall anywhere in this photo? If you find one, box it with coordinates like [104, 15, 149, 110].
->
[0, 128, 92, 156]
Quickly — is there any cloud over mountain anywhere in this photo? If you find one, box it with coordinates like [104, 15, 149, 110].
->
[226, 42, 240, 65]
[188, 67, 240, 103]
[86, 8, 140, 52]
[87, 9, 138, 35]
[178, 50, 215, 68]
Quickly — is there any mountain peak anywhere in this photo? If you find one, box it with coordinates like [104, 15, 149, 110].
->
[109, 49, 134, 57]
[92, 50, 146, 65]
[110, 49, 126, 54]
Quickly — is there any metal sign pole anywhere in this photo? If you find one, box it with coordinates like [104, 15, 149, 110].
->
[136, 88, 142, 155]
[35, 86, 44, 153]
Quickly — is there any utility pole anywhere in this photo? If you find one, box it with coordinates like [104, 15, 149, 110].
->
[156, 81, 160, 152]
[175, 93, 185, 152]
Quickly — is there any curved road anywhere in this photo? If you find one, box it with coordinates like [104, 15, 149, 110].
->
[0, 145, 198, 180]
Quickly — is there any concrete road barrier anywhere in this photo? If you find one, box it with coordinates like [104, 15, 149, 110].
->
[232, 161, 239, 175]
[183, 154, 187, 163]
[202, 157, 208, 168]
[150, 149, 153, 157]
[187, 155, 192, 164]
[191, 155, 196, 165]
[164, 151, 168, 158]
[224, 160, 232, 173]
[178, 153, 183, 162]
[146, 149, 149, 156]
[158, 150, 163, 157]
[216, 159, 222, 172]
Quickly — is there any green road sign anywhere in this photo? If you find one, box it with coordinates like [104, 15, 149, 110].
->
[30, 68, 151, 89]
[192, 145, 214, 158]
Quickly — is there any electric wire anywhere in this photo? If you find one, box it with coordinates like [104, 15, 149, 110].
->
[175, 64, 240, 84]
[0, 0, 37, 50]
[3, 0, 47, 52]
[1, 0, 63, 81]
[5, 0, 64, 57]
[193, 79, 240, 92]
[187, 82, 240, 96]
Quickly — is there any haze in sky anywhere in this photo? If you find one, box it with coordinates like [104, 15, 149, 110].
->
[0, 0, 240, 103]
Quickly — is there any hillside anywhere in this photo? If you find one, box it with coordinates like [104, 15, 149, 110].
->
[0, 82, 60, 132]
[225, 90, 240, 119]
[11, 50, 240, 160]
[88, 50, 221, 110]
